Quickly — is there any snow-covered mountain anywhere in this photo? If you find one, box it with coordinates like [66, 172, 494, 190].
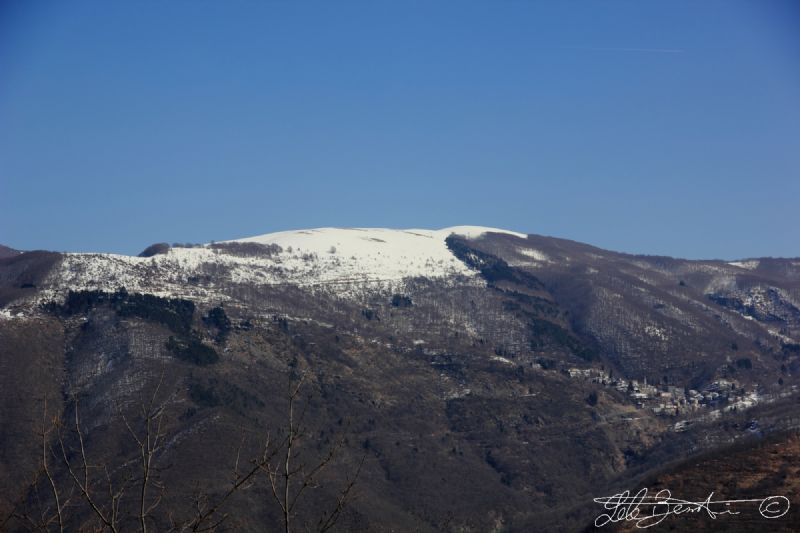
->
[46, 226, 528, 301]
[2, 226, 800, 531]
[230, 225, 526, 280]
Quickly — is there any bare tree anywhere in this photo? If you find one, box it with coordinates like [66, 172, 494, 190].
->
[56, 396, 127, 533]
[121, 378, 169, 533]
[2, 397, 71, 533]
[260, 372, 364, 533]
[6, 371, 363, 532]
[169, 434, 279, 533]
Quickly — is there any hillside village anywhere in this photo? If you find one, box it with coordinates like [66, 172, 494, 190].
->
[563, 364, 798, 429]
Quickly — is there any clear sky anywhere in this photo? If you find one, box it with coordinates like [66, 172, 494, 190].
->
[1, 1, 798, 259]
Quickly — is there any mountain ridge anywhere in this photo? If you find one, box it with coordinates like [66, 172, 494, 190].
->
[1, 227, 798, 531]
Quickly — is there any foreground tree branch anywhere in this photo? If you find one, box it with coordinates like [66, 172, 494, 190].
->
[9, 368, 363, 532]
[260, 372, 364, 533]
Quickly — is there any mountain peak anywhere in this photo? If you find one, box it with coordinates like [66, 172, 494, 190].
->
[49, 226, 526, 301]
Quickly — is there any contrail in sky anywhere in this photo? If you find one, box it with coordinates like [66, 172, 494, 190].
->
[560, 46, 685, 53]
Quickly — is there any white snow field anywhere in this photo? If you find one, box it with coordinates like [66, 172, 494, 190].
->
[46, 226, 527, 301]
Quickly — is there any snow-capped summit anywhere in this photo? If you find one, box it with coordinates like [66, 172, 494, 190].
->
[231, 226, 525, 277]
[223, 225, 526, 287]
[47, 226, 528, 302]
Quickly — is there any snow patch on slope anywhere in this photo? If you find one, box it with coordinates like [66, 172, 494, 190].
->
[508, 247, 551, 267]
[728, 260, 760, 270]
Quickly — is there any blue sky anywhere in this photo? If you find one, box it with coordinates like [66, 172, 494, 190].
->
[1, 1, 798, 259]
